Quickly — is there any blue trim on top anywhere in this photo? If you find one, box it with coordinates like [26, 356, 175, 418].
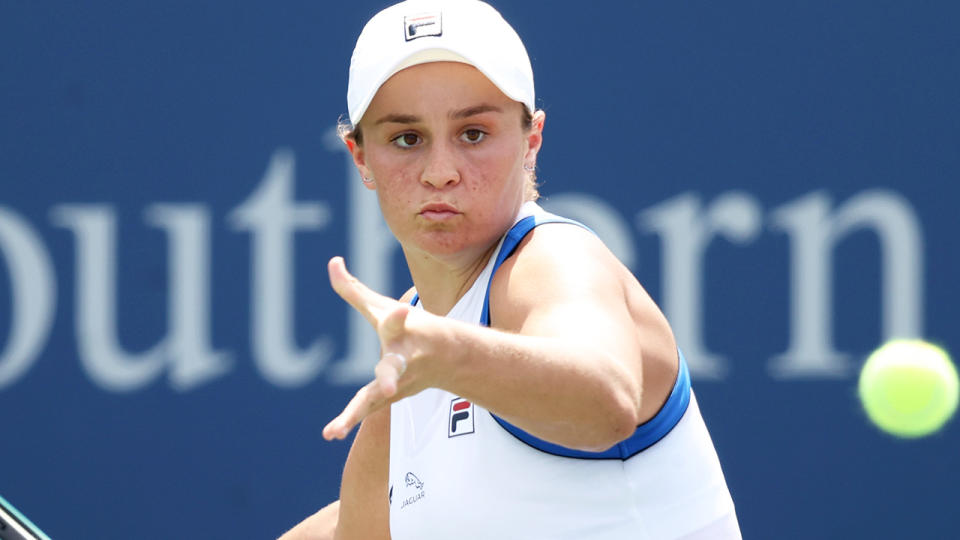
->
[480, 215, 583, 328]
[412, 212, 692, 460]
[482, 213, 691, 460]
[491, 354, 691, 459]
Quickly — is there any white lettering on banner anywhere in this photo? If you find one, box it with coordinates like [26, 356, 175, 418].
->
[50, 204, 232, 391]
[144, 205, 232, 389]
[0, 148, 930, 390]
[637, 192, 763, 379]
[229, 149, 334, 387]
[768, 190, 923, 378]
[50, 205, 167, 391]
[0, 207, 56, 389]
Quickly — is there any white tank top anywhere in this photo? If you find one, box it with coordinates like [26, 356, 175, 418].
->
[388, 202, 739, 539]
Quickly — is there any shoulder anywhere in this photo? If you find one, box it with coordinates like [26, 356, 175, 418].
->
[399, 286, 417, 304]
[499, 219, 628, 291]
[488, 218, 681, 422]
[489, 221, 631, 331]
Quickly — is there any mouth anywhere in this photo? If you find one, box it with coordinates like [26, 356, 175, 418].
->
[419, 202, 461, 221]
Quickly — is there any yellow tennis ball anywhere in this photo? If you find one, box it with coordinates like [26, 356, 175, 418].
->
[858, 339, 959, 438]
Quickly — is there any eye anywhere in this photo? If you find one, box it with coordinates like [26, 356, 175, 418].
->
[392, 133, 422, 148]
[460, 129, 486, 144]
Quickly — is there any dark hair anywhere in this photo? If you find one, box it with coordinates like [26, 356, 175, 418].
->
[337, 106, 539, 199]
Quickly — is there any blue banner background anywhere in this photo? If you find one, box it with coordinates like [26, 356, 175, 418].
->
[2, 1, 958, 538]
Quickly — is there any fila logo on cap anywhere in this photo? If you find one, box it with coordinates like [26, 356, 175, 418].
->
[448, 397, 475, 437]
[404, 11, 442, 41]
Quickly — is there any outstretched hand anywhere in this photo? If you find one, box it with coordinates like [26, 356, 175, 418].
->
[322, 257, 426, 441]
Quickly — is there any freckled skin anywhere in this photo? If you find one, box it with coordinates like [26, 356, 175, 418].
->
[348, 62, 536, 274]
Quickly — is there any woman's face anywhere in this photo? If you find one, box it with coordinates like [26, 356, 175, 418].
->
[349, 61, 542, 262]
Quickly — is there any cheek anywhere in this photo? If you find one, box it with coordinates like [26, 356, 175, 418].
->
[375, 176, 415, 214]
[366, 153, 416, 196]
[364, 147, 401, 179]
[371, 165, 422, 224]
[466, 138, 525, 184]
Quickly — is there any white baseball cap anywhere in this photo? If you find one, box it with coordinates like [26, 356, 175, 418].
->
[347, 0, 535, 125]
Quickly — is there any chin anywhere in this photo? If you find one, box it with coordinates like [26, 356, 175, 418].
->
[418, 231, 470, 254]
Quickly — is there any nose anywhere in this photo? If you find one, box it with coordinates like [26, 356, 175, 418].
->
[420, 141, 460, 189]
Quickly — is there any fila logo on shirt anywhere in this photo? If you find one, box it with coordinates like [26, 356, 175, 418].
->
[448, 397, 475, 437]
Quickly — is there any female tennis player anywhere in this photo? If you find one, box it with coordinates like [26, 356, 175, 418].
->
[280, 0, 741, 538]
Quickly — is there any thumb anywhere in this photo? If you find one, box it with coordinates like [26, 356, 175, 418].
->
[380, 303, 411, 340]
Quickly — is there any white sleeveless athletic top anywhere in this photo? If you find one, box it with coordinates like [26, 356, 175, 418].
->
[388, 202, 740, 539]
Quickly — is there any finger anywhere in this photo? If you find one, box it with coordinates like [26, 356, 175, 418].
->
[328, 257, 392, 326]
[375, 352, 408, 397]
[322, 381, 386, 441]
[381, 304, 412, 338]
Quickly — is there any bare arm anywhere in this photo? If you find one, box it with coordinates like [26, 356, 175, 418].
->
[322, 224, 677, 452]
[279, 285, 416, 540]
[469, 223, 678, 448]
[277, 501, 339, 540]
[335, 407, 390, 540]
[279, 407, 391, 540]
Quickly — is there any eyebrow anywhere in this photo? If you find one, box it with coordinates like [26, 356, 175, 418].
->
[450, 103, 503, 119]
[372, 103, 504, 126]
[374, 113, 421, 126]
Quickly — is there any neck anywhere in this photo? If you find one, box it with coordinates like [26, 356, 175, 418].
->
[403, 240, 501, 315]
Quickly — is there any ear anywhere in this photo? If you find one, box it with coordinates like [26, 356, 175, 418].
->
[523, 110, 546, 167]
[345, 137, 376, 190]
